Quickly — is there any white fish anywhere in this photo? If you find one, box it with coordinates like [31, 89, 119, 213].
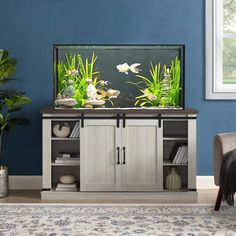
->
[116, 63, 141, 74]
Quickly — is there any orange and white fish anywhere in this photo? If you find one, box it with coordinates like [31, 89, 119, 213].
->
[138, 89, 157, 101]
[97, 89, 120, 99]
[65, 69, 79, 77]
[116, 63, 141, 74]
[99, 80, 109, 86]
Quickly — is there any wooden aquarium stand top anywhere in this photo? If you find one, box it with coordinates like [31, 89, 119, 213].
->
[41, 108, 198, 115]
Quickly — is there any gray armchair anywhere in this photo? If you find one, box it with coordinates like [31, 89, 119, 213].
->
[214, 132, 236, 210]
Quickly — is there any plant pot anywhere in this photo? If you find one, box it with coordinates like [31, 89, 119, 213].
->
[0, 166, 8, 198]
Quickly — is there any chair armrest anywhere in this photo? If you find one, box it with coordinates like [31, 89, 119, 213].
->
[214, 132, 236, 186]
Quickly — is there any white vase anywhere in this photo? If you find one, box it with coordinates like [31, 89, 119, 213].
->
[165, 167, 181, 190]
[0, 166, 8, 198]
[53, 122, 71, 138]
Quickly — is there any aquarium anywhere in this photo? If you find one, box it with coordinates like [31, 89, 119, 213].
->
[53, 45, 185, 109]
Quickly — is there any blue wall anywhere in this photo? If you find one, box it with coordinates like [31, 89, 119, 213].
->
[0, 0, 232, 176]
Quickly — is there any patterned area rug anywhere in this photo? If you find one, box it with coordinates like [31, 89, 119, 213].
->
[0, 204, 236, 236]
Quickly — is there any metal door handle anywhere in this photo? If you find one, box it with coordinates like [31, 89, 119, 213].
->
[117, 147, 120, 165]
[122, 147, 126, 164]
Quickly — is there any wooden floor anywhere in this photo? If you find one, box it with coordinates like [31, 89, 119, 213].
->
[0, 189, 234, 205]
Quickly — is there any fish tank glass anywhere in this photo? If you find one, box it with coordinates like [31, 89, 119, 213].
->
[53, 45, 185, 109]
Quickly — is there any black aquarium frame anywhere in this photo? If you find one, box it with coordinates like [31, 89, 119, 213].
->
[53, 44, 185, 109]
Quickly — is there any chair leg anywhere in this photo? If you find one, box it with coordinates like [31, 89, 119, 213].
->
[214, 187, 223, 211]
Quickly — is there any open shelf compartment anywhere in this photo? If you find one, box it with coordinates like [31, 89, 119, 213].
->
[51, 120, 80, 139]
[163, 166, 188, 192]
[51, 166, 80, 192]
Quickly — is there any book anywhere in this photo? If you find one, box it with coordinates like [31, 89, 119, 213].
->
[74, 126, 80, 138]
[169, 143, 181, 163]
[173, 147, 182, 163]
[69, 122, 80, 138]
[57, 183, 77, 188]
[58, 153, 71, 158]
[57, 152, 79, 158]
[55, 188, 77, 192]
[182, 149, 188, 164]
[56, 157, 80, 161]
[56, 182, 78, 191]
[69, 125, 74, 138]
[183, 146, 188, 163]
[171, 143, 188, 164]
[74, 122, 80, 138]
[178, 146, 187, 163]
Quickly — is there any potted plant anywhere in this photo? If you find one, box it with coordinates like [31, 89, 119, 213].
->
[0, 49, 31, 197]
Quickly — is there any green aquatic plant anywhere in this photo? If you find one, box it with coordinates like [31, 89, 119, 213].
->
[169, 57, 181, 106]
[128, 57, 181, 107]
[127, 62, 162, 107]
[159, 57, 181, 107]
[57, 53, 103, 107]
[57, 53, 115, 108]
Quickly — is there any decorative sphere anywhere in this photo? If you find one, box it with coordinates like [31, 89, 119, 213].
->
[53, 122, 71, 138]
[59, 175, 76, 184]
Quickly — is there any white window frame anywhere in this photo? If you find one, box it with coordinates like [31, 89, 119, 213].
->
[206, 0, 236, 99]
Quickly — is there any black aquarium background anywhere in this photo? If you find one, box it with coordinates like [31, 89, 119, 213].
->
[53, 45, 185, 108]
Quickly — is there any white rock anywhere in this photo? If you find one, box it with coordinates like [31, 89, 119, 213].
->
[86, 99, 105, 106]
[55, 98, 77, 108]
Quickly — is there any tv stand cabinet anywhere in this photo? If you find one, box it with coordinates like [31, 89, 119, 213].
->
[41, 108, 198, 201]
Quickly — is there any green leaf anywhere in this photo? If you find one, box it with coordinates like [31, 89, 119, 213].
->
[0, 64, 16, 81]
[6, 96, 29, 108]
[1, 123, 8, 133]
[140, 101, 147, 107]
[9, 117, 30, 125]
[5, 98, 13, 107]
[8, 107, 23, 113]
[134, 100, 140, 106]
[0, 49, 8, 61]
[0, 113, 3, 123]
[136, 75, 153, 85]
[14, 96, 31, 106]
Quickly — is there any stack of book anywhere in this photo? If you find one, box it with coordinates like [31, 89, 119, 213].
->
[70, 122, 80, 138]
[169, 143, 188, 164]
[56, 182, 78, 192]
[55, 152, 80, 164]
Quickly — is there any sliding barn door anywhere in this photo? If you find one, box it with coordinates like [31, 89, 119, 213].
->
[121, 120, 163, 191]
[80, 120, 121, 191]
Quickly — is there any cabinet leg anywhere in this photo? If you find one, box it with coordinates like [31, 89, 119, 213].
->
[214, 187, 223, 211]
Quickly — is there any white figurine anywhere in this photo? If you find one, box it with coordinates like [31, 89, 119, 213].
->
[86, 78, 97, 100]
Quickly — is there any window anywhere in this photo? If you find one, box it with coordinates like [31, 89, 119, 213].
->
[206, 0, 236, 99]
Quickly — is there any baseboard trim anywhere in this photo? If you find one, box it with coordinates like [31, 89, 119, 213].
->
[9, 175, 218, 190]
[9, 176, 42, 190]
[196, 176, 218, 189]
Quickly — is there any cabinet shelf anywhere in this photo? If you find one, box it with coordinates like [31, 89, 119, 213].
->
[163, 135, 187, 141]
[163, 161, 188, 166]
[51, 162, 80, 166]
[51, 137, 79, 141]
